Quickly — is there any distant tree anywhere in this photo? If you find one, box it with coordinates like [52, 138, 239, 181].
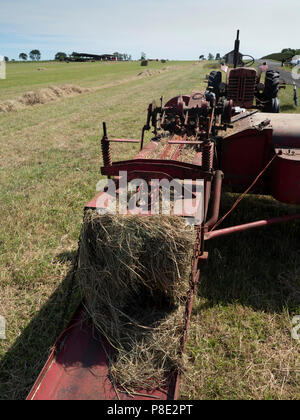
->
[141, 52, 146, 60]
[208, 53, 214, 60]
[29, 50, 41, 61]
[199, 55, 205, 60]
[113, 52, 131, 61]
[281, 48, 295, 54]
[55, 52, 67, 61]
[19, 53, 28, 61]
[4, 56, 9, 62]
[215, 53, 221, 61]
[113, 52, 125, 61]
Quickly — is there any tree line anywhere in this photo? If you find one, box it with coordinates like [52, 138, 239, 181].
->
[199, 53, 222, 61]
[2, 50, 41, 62]
[18, 50, 41, 61]
[6, 50, 222, 62]
[7, 51, 132, 62]
[262, 47, 300, 62]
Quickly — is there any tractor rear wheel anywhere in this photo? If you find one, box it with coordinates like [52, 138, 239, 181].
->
[270, 97, 280, 113]
[262, 70, 280, 113]
[263, 70, 280, 99]
[262, 97, 280, 113]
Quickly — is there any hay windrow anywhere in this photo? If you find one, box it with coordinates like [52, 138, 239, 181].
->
[0, 84, 91, 113]
[78, 210, 195, 391]
[137, 67, 170, 77]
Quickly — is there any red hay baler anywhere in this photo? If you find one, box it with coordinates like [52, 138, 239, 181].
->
[27, 66, 300, 401]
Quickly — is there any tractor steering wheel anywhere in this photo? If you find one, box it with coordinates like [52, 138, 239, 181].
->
[242, 55, 255, 67]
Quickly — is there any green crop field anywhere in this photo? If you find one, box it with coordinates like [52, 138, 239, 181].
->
[0, 60, 299, 400]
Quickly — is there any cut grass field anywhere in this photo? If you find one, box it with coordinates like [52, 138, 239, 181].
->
[0, 60, 299, 400]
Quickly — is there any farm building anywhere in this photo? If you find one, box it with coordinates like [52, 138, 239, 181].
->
[224, 50, 244, 66]
[68, 53, 116, 62]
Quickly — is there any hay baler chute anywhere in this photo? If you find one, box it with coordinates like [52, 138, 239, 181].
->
[28, 88, 300, 400]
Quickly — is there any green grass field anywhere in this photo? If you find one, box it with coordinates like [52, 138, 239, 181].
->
[0, 60, 299, 400]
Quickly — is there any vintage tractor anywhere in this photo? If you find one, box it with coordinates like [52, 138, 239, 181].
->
[27, 48, 299, 400]
[207, 30, 281, 113]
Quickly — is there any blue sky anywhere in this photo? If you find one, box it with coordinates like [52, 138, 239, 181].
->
[1, 0, 299, 61]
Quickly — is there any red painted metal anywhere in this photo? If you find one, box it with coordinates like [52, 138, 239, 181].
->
[173, 258, 201, 400]
[271, 148, 300, 204]
[220, 112, 274, 188]
[164, 95, 190, 108]
[168, 140, 203, 145]
[220, 113, 300, 203]
[85, 183, 204, 219]
[27, 306, 172, 400]
[107, 138, 141, 143]
[101, 159, 212, 181]
[134, 140, 159, 159]
[270, 113, 300, 148]
[227, 68, 257, 108]
[205, 171, 223, 230]
[221, 128, 271, 186]
[205, 214, 300, 240]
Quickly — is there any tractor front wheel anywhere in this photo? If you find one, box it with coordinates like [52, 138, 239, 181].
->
[207, 71, 222, 99]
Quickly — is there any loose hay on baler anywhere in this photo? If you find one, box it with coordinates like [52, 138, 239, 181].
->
[78, 211, 194, 393]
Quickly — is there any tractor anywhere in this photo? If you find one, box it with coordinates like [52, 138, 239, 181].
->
[207, 30, 281, 114]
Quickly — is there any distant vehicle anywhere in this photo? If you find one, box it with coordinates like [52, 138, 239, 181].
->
[290, 57, 300, 66]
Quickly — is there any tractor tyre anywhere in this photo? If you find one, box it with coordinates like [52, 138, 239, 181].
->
[207, 71, 222, 99]
[263, 70, 280, 100]
[262, 97, 280, 113]
[270, 97, 280, 113]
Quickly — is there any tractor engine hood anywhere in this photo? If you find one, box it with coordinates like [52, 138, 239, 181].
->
[224, 112, 300, 149]
[250, 113, 300, 149]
